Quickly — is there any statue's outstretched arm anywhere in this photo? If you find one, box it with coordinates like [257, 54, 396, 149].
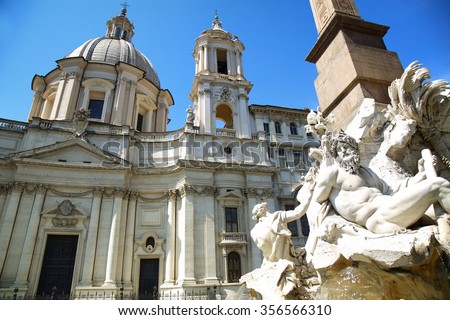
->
[313, 165, 337, 204]
[283, 180, 316, 223]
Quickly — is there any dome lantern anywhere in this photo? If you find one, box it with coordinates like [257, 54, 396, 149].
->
[106, 3, 135, 41]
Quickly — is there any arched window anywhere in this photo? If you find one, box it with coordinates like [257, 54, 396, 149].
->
[227, 252, 241, 283]
[289, 122, 298, 135]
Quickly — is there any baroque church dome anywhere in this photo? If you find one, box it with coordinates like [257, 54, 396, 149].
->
[65, 7, 160, 88]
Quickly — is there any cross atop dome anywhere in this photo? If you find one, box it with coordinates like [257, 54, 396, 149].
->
[212, 10, 224, 30]
[120, 2, 130, 16]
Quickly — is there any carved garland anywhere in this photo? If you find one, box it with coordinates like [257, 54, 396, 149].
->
[243, 188, 276, 199]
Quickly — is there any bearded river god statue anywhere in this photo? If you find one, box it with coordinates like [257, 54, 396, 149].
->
[240, 62, 450, 299]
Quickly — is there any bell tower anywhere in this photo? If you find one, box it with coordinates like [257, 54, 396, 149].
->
[189, 14, 253, 138]
[306, 0, 404, 129]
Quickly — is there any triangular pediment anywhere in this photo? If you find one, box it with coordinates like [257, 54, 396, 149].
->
[9, 138, 126, 166]
[217, 190, 245, 201]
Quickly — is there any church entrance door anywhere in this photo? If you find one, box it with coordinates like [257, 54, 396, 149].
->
[138, 259, 159, 299]
[36, 235, 78, 299]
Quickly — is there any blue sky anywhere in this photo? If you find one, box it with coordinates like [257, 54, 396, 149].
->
[0, 0, 449, 131]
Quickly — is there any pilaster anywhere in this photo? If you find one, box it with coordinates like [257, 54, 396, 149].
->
[13, 184, 48, 287]
[176, 185, 196, 285]
[103, 188, 125, 287]
[163, 189, 177, 285]
[122, 191, 138, 286]
[0, 183, 24, 274]
[79, 187, 104, 286]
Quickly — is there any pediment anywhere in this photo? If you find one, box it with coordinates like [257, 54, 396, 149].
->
[217, 191, 245, 201]
[10, 138, 125, 166]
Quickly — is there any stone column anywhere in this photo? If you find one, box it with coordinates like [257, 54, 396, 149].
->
[0, 183, 24, 274]
[230, 51, 236, 75]
[155, 103, 167, 132]
[13, 185, 47, 287]
[212, 47, 217, 73]
[197, 49, 202, 73]
[163, 190, 177, 285]
[236, 52, 242, 76]
[29, 89, 44, 119]
[204, 47, 209, 71]
[103, 188, 125, 287]
[56, 72, 82, 119]
[144, 110, 153, 132]
[238, 93, 250, 138]
[79, 188, 104, 286]
[176, 185, 196, 285]
[50, 74, 67, 119]
[125, 81, 137, 126]
[223, 250, 229, 283]
[111, 77, 129, 126]
[204, 88, 212, 135]
[226, 50, 232, 74]
[122, 192, 138, 286]
[238, 52, 244, 75]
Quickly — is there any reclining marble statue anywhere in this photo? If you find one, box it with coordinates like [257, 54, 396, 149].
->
[240, 61, 450, 299]
[315, 130, 450, 235]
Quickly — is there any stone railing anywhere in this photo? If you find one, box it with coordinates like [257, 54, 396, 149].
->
[0, 118, 28, 132]
[215, 128, 236, 137]
[219, 232, 247, 246]
[136, 128, 185, 142]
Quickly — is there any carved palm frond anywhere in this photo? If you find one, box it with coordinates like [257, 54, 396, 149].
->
[388, 61, 450, 169]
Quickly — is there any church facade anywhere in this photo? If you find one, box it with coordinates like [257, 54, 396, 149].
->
[0, 7, 318, 299]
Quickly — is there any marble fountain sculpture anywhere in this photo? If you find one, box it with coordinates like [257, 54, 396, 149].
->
[240, 61, 450, 299]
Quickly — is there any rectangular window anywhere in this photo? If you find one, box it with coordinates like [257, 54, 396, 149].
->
[275, 122, 282, 134]
[137, 113, 144, 132]
[225, 207, 238, 232]
[217, 48, 228, 74]
[290, 123, 298, 135]
[263, 123, 270, 134]
[88, 99, 104, 119]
